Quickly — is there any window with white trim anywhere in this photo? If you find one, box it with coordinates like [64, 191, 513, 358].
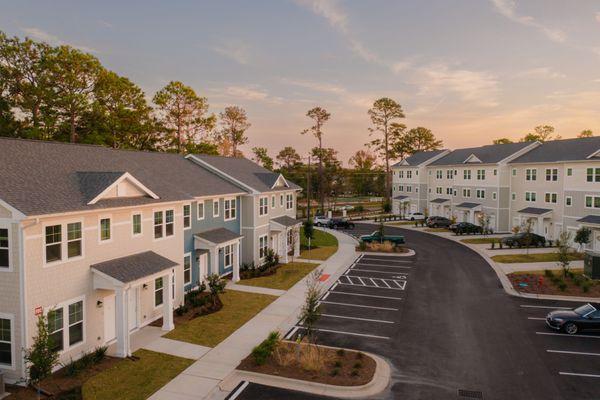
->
[259, 197, 268, 216]
[155, 277, 164, 306]
[525, 191, 536, 202]
[463, 188, 471, 198]
[511, 192, 516, 201]
[213, 199, 220, 217]
[587, 168, 600, 182]
[67, 222, 82, 258]
[0, 317, 12, 366]
[224, 244, 233, 268]
[154, 211, 163, 239]
[183, 205, 191, 229]
[512, 168, 517, 176]
[271, 195, 275, 208]
[492, 192, 497, 200]
[47, 308, 64, 351]
[259, 235, 268, 259]
[436, 170, 442, 179]
[526, 169, 537, 181]
[100, 218, 111, 241]
[197, 202, 205, 220]
[464, 170, 471, 180]
[399, 171, 404, 178]
[567, 168, 572, 177]
[477, 169, 485, 180]
[407, 171, 412, 179]
[476, 189, 485, 199]
[45, 225, 62, 263]
[406, 186, 412, 192]
[165, 210, 174, 236]
[280, 195, 284, 206]
[224, 198, 236, 221]
[132, 214, 142, 236]
[0, 229, 9, 269]
[585, 195, 600, 209]
[436, 187, 442, 194]
[493, 169, 497, 176]
[68, 301, 84, 346]
[286, 194, 293, 210]
[446, 187, 452, 195]
[46, 299, 84, 352]
[446, 170, 453, 179]
[545, 168, 558, 181]
[544, 193, 557, 204]
[399, 185, 404, 192]
[183, 254, 191, 285]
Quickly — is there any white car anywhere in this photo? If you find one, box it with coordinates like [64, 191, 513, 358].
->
[313, 215, 331, 226]
[407, 212, 425, 221]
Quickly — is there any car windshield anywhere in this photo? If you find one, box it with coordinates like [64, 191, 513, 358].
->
[574, 304, 596, 316]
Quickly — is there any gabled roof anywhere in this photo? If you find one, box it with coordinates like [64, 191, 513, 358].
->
[271, 215, 301, 228]
[188, 154, 301, 194]
[194, 227, 243, 245]
[509, 137, 600, 164]
[577, 215, 600, 225]
[392, 149, 448, 167]
[91, 251, 178, 284]
[80, 171, 160, 205]
[0, 138, 244, 216]
[430, 142, 536, 166]
[517, 207, 553, 215]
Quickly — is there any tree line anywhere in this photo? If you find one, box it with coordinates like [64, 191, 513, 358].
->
[493, 125, 594, 144]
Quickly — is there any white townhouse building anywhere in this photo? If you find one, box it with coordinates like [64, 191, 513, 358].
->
[508, 136, 600, 249]
[391, 150, 450, 215]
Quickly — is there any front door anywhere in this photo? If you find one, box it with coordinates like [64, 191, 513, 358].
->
[199, 253, 208, 282]
[594, 230, 600, 252]
[104, 294, 116, 343]
[128, 288, 138, 332]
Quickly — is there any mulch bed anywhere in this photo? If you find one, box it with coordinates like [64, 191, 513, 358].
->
[6, 356, 120, 399]
[508, 272, 600, 297]
[238, 341, 376, 386]
[240, 264, 279, 280]
[356, 245, 410, 254]
[150, 292, 222, 327]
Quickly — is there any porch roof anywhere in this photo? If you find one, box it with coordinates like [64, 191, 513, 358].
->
[394, 195, 409, 201]
[430, 198, 450, 204]
[271, 215, 302, 228]
[455, 202, 481, 209]
[194, 227, 242, 245]
[91, 251, 178, 284]
[577, 215, 600, 225]
[517, 207, 553, 216]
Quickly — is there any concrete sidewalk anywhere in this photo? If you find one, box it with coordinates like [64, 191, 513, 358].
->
[149, 228, 358, 400]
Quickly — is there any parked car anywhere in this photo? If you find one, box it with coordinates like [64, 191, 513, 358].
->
[406, 212, 425, 221]
[546, 303, 600, 335]
[328, 218, 355, 230]
[426, 216, 452, 228]
[449, 222, 483, 235]
[501, 232, 546, 248]
[360, 231, 405, 245]
[313, 215, 331, 227]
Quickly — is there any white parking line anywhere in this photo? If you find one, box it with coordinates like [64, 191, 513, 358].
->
[330, 283, 338, 291]
[338, 282, 405, 291]
[319, 300, 398, 311]
[528, 317, 546, 321]
[357, 263, 412, 269]
[321, 313, 395, 324]
[559, 372, 600, 378]
[547, 350, 600, 356]
[521, 305, 571, 310]
[302, 327, 390, 340]
[322, 292, 330, 301]
[380, 279, 391, 288]
[228, 381, 250, 400]
[536, 332, 600, 339]
[358, 277, 367, 286]
[330, 291, 403, 300]
[284, 326, 299, 340]
[349, 268, 408, 275]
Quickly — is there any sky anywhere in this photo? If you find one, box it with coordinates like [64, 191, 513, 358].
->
[2, 0, 600, 165]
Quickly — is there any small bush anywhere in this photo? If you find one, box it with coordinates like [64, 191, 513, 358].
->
[334, 360, 342, 368]
[356, 352, 363, 359]
[336, 349, 345, 357]
[582, 281, 591, 293]
[251, 331, 280, 366]
[557, 280, 567, 291]
[351, 369, 359, 376]
[175, 305, 188, 316]
[544, 269, 553, 278]
[330, 367, 340, 376]
[358, 241, 367, 251]
[92, 346, 108, 363]
[353, 361, 363, 369]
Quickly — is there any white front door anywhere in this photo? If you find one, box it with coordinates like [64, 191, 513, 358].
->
[104, 294, 116, 343]
[594, 230, 600, 252]
[128, 288, 138, 332]
[199, 253, 208, 283]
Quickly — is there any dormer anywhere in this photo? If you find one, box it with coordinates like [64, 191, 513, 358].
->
[587, 148, 600, 159]
[463, 154, 482, 163]
[76, 171, 159, 205]
[271, 174, 290, 189]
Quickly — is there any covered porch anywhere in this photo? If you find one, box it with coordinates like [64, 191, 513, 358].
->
[269, 216, 301, 264]
[194, 227, 242, 282]
[577, 215, 600, 252]
[455, 202, 482, 224]
[393, 195, 411, 217]
[429, 198, 451, 218]
[517, 207, 553, 236]
[91, 251, 178, 358]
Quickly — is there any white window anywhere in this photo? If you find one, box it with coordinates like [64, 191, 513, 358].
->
[525, 191, 537, 202]
[464, 170, 471, 180]
[492, 192, 497, 200]
[68, 301, 84, 347]
[271, 195, 275, 208]
[286, 194, 293, 210]
[47, 298, 84, 352]
[493, 169, 497, 176]
[183, 254, 191, 285]
[406, 186, 412, 192]
[259, 197, 268, 216]
[567, 168, 573, 177]
[512, 168, 517, 176]
[436, 187, 442, 194]
[132, 214, 142, 236]
[99, 218, 111, 241]
[407, 171, 412, 179]
[67, 222, 82, 258]
[585, 195, 600, 209]
[586, 168, 600, 182]
[280, 195, 284, 206]
[155, 277, 164, 306]
[213, 199, 220, 217]
[477, 169, 485, 180]
[545, 168, 558, 181]
[463, 189, 471, 198]
[453, 189, 457, 196]
[476, 189, 485, 199]
[259, 235, 268, 259]
[436, 170, 442, 179]
[544, 193, 557, 204]
[166, 210, 174, 237]
[224, 198, 237, 221]
[565, 196, 572, 207]
[197, 201, 205, 220]
[399, 185, 404, 192]
[446, 187, 452, 195]
[47, 308, 64, 352]
[415, 187, 419, 193]
[45, 225, 62, 263]
[526, 169, 537, 181]
[0, 316, 12, 367]
[399, 171, 404, 178]
[0, 228, 8, 269]
[446, 170, 453, 179]
[183, 205, 191, 229]
[224, 244, 233, 268]
[154, 211, 163, 239]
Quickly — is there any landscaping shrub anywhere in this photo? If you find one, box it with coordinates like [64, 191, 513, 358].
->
[358, 241, 367, 251]
[92, 346, 108, 364]
[251, 331, 280, 365]
[175, 305, 188, 316]
[356, 352, 363, 359]
[334, 360, 342, 368]
[582, 281, 591, 293]
[330, 367, 340, 376]
[24, 314, 60, 384]
[557, 279, 567, 291]
[351, 369, 359, 376]
[353, 362, 363, 369]
[544, 269, 553, 278]
[336, 349, 345, 356]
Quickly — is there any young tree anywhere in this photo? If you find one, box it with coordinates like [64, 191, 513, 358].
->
[288, 226, 299, 262]
[217, 105, 250, 156]
[367, 98, 405, 203]
[493, 138, 513, 144]
[521, 125, 557, 143]
[24, 313, 60, 384]
[578, 129, 593, 138]
[521, 219, 534, 255]
[574, 226, 591, 252]
[403, 126, 443, 154]
[556, 231, 573, 278]
[301, 107, 331, 214]
[153, 81, 215, 153]
[276, 146, 302, 174]
[300, 268, 324, 343]
[303, 219, 314, 254]
[477, 213, 492, 236]
[348, 149, 378, 196]
[252, 146, 274, 170]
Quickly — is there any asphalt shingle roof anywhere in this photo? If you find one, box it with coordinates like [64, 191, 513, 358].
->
[509, 137, 600, 164]
[192, 154, 301, 193]
[455, 202, 481, 209]
[392, 150, 448, 167]
[517, 207, 553, 215]
[194, 227, 242, 245]
[271, 215, 301, 227]
[0, 138, 245, 216]
[430, 142, 535, 166]
[91, 251, 178, 283]
[430, 198, 450, 203]
[577, 215, 600, 225]
[394, 195, 409, 200]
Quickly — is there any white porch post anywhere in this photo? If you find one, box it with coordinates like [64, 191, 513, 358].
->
[162, 272, 174, 332]
[469, 210, 475, 224]
[537, 216, 544, 235]
[294, 227, 300, 257]
[115, 286, 130, 357]
[282, 230, 289, 264]
[210, 248, 218, 276]
[233, 241, 241, 282]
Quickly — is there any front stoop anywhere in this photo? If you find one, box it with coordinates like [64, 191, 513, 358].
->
[219, 351, 391, 399]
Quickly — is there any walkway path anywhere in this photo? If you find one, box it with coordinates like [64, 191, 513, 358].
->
[149, 228, 358, 400]
[225, 282, 286, 297]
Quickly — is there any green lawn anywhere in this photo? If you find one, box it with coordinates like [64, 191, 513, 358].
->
[388, 221, 415, 226]
[163, 290, 277, 347]
[461, 237, 503, 244]
[300, 227, 338, 260]
[82, 349, 193, 400]
[240, 262, 318, 290]
[491, 252, 585, 264]
[424, 227, 449, 232]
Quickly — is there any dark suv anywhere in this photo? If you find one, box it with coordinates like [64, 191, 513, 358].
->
[501, 232, 546, 248]
[426, 216, 452, 228]
[328, 218, 355, 230]
[449, 222, 483, 235]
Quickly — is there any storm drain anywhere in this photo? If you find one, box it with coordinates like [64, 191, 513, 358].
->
[458, 389, 484, 399]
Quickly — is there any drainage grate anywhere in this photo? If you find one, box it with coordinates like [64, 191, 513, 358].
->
[458, 389, 484, 399]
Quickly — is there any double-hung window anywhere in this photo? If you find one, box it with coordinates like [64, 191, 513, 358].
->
[545, 168, 558, 181]
[446, 170, 453, 179]
[286, 194, 293, 210]
[406, 186, 412, 192]
[68, 301, 83, 346]
[259, 235, 268, 259]
[463, 189, 471, 198]
[545, 193, 557, 204]
[526, 169, 537, 181]
[271, 196, 275, 208]
[477, 169, 485, 180]
[213, 199, 220, 217]
[47, 308, 64, 352]
[224, 244, 233, 268]
[525, 192, 536, 202]
[565, 196, 573, 206]
[476, 189, 485, 199]
[45, 225, 62, 263]
[67, 222, 82, 258]
[0, 228, 8, 269]
[224, 198, 236, 221]
[407, 171, 412, 179]
[154, 211, 163, 239]
[0, 317, 11, 366]
[464, 170, 471, 180]
[436, 170, 442, 179]
[132, 214, 142, 236]
[585, 195, 600, 209]
[197, 202, 205, 220]
[259, 197, 268, 216]
[183, 254, 191, 285]
[280, 195, 284, 207]
[155, 277, 164, 306]
[100, 218, 111, 241]
[165, 210, 174, 237]
[587, 168, 600, 182]
[183, 205, 191, 229]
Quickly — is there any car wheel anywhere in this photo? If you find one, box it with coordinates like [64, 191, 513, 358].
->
[564, 322, 578, 335]
[410, 217, 414, 221]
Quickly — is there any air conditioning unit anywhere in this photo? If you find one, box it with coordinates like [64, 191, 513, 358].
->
[584, 250, 600, 279]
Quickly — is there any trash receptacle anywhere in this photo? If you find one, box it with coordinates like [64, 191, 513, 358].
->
[584, 250, 600, 279]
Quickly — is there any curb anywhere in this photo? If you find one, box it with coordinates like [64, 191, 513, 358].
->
[386, 223, 600, 303]
[220, 348, 391, 399]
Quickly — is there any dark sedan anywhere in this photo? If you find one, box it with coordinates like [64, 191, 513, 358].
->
[546, 303, 600, 334]
[501, 232, 546, 248]
[327, 218, 355, 230]
[449, 222, 483, 235]
[426, 216, 452, 228]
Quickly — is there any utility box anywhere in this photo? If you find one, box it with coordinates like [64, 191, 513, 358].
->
[584, 251, 600, 279]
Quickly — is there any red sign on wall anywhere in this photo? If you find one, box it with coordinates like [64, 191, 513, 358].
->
[34, 306, 43, 316]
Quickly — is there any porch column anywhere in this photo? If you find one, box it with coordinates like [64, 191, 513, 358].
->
[469, 210, 475, 224]
[233, 241, 240, 282]
[294, 228, 300, 257]
[537, 216, 544, 235]
[210, 248, 218, 276]
[115, 286, 131, 357]
[162, 271, 174, 332]
[282, 230, 289, 264]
